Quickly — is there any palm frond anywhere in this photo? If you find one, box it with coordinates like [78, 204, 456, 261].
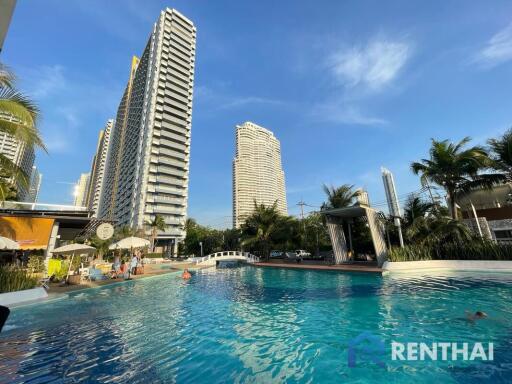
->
[0, 63, 15, 89]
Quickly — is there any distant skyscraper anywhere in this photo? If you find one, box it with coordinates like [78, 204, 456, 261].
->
[86, 119, 113, 216]
[74, 173, 90, 207]
[381, 167, 404, 247]
[99, 8, 196, 252]
[233, 122, 287, 228]
[25, 165, 42, 203]
[0, 130, 35, 199]
[381, 167, 401, 217]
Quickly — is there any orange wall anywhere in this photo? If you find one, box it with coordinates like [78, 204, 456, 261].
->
[0, 216, 54, 249]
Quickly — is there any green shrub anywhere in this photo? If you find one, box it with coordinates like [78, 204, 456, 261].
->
[27, 255, 45, 273]
[0, 265, 39, 293]
[388, 241, 512, 262]
[146, 252, 163, 258]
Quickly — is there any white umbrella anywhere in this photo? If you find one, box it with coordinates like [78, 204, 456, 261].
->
[52, 243, 96, 283]
[109, 236, 150, 250]
[0, 236, 20, 250]
[52, 243, 97, 255]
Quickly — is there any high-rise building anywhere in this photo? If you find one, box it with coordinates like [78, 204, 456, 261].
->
[99, 56, 139, 220]
[0, 0, 17, 53]
[86, 119, 113, 216]
[99, 8, 196, 251]
[74, 172, 90, 207]
[0, 130, 35, 199]
[24, 165, 42, 203]
[233, 122, 287, 228]
[381, 167, 404, 247]
[381, 167, 401, 217]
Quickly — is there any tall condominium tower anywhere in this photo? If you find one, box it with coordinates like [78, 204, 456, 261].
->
[0, 131, 35, 199]
[381, 167, 401, 218]
[381, 167, 404, 247]
[74, 172, 90, 207]
[86, 119, 113, 216]
[233, 122, 287, 228]
[25, 165, 42, 203]
[99, 56, 139, 220]
[99, 8, 196, 251]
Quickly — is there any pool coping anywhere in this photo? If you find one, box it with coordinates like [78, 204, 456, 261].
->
[253, 262, 383, 274]
[382, 260, 512, 274]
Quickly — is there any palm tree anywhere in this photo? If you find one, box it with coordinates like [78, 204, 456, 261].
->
[411, 137, 500, 219]
[321, 184, 360, 210]
[146, 215, 167, 252]
[403, 196, 434, 226]
[488, 128, 512, 178]
[240, 201, 283, 259]
[0, 63, 45, 201]
[406, 215, 473, 245]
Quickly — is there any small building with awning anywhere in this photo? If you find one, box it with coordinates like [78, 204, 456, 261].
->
[0, 208, 93, 262]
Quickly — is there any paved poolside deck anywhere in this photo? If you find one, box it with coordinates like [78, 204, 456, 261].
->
[253, 261, 383, 274]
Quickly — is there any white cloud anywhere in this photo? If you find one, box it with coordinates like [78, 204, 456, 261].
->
[474, 22, 512, 68]
[329, 38, 411, 92]
[195, 85, 284, 111]
[23, 65, 66, 99]
[311, 103, 387, 126]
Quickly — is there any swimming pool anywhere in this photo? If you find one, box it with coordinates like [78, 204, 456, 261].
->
[1, 266, 511, 383]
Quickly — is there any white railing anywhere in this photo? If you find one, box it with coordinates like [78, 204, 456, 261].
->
[191, 251, 260, 265]
[0, 201, 88, 212]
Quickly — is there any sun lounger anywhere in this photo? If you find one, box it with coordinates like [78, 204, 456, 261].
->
[88, 268, 106, 281]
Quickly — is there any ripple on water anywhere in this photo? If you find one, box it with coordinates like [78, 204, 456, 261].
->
[1, 267, 512, 383]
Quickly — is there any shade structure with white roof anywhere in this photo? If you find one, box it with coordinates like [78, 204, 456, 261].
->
[109, 236, 150, 250]
[320, 204, 388, 267]
[0, 236, 20, 250]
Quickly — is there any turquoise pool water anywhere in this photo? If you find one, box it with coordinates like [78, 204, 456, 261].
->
[1, 266, 512, 383]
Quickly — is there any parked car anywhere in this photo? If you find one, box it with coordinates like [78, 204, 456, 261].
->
[295, 250, 311, 258]
[284, 251, 302, 263]
[270, 250, 283, 258]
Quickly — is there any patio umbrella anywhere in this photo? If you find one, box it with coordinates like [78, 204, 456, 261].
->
[52, 243, 97, 255]
[52, 243, 96, 282]
[108, 236, 150, 250]
[0, 236, 20, 250]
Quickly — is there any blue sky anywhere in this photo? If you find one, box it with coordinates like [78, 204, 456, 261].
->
[3, 0, 512, 227]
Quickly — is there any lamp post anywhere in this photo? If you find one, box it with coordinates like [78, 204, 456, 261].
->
[199, 241, 203, 257]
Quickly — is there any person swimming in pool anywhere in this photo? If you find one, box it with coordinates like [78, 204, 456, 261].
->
[466, 310, 488, 323]
[182, 269, 191, 279]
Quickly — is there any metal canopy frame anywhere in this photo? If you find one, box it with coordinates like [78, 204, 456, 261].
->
[321, 204, 388, 267]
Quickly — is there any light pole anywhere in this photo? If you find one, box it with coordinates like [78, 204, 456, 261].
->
[199, 241, 203, 257]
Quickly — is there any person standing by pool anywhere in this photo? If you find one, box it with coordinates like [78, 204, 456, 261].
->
[130, 254, 138, 276]
[120, 260, 128, 279]
[140, 253, 146, 274]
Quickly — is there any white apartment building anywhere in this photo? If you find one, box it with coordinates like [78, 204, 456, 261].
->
[99, 8, 196, 252]
[0, 131, 35, 199]
[74, 172, 90, 207]
[86, 119, 113, 216]
[233, 122, 288, 228]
